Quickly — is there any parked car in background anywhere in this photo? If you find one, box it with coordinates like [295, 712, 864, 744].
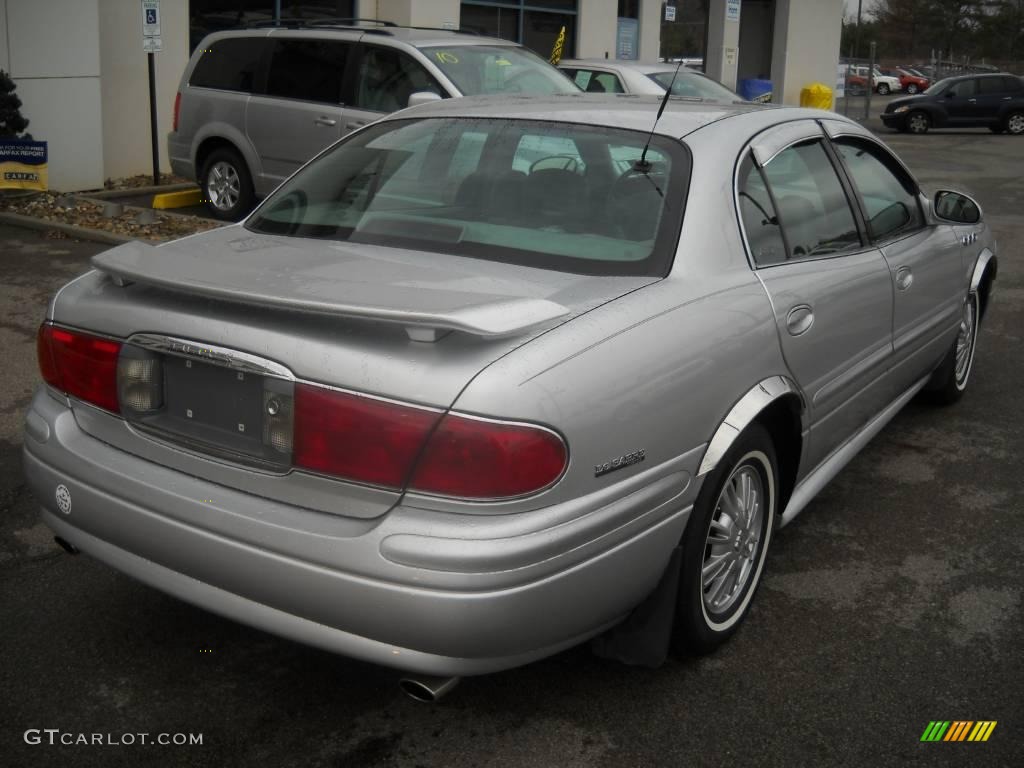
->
[881, 72, 1024, 133]
[847, 65, 902, 95]
[559, 59, 741, 100]
[168, 22, 579, 219]
[28, 95, 996, 696]
[896, 67, 930, 94]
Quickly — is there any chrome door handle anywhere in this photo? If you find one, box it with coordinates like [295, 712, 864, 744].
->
[895, 266, 913, 291]
[967, 98, 977, 103]
[785, 305, 814, 336]
[344, 121, 367, 130]
[314, 117, 337, 127]
[1003, 96, 1012, 100]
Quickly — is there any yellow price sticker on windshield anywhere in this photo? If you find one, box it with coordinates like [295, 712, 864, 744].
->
[495, 58, 512, 66]
[435, 51, 459, 64]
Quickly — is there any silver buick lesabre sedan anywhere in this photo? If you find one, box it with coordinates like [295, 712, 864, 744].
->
[24, 95, 996, 699]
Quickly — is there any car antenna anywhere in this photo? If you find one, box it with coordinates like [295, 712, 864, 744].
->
[634, 59, 683, 173]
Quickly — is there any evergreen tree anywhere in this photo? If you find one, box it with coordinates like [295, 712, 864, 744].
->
[0, 70, 30, 139]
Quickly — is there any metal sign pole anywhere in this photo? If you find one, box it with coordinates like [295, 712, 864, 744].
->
[147, 51, 160, 186]
[865, 41, 876, 122]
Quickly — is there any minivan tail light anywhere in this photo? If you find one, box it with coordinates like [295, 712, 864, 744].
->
[172, 91, 181, 132]
[37, 324, 122, 413]
[410, 415, 567, 499]
[292, 384, 440, 488]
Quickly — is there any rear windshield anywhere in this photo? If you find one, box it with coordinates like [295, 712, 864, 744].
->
[648, 71, 739, 101]
[247, 117, 689, 276]
[419, 45, 579, 95]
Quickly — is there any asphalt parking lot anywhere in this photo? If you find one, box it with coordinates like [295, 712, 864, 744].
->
[1, 115, 1021, 767]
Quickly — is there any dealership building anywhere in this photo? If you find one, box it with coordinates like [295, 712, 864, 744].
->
[0, 0, 842, 191]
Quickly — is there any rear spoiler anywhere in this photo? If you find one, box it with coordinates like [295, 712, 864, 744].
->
[92, 241, 570, 342]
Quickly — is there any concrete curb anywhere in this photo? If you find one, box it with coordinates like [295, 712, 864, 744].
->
[75, 195, 224, 225]
[0, 211, 158, 246]
[85, 182, 197, 199]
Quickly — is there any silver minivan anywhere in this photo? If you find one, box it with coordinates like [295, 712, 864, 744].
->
[168, 22, 579, 219]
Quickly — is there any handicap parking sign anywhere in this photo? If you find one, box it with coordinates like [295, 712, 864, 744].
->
[142, 0, 161, 39]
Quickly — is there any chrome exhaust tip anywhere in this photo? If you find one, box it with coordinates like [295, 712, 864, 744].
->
[398, 675, 460, 703]
[53, 536, 79, 555]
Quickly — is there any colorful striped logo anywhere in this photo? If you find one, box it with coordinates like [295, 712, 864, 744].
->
[921, 721, 997, 742]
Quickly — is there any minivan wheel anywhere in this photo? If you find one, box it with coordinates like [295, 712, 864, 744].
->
[925, 291, 980, 405]
[877, 83, 891, 95]
[907, 111, 930, 134]
[201, 148, 255, 221]
[1006, 111, 1024, 135]
[673, 422, 777, 654]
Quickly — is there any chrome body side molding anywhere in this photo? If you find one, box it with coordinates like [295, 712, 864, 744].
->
[697, 376, 802, 477]
[779, 376, 930, 527]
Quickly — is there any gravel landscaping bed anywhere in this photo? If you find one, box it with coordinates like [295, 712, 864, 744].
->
[0, 190, 221, 242]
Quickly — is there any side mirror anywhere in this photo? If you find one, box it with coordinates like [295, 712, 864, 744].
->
[934, 190, 981, 224]
[407, 91, 443, 109]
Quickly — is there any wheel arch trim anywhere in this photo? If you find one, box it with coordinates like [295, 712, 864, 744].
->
[697, 376, 804, 477]
[970, 247, 996, 295]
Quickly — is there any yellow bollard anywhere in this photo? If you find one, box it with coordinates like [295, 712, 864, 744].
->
[800, 83, 834, 110]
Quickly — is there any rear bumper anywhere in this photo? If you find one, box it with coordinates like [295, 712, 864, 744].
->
[167, 132, 195, 181]
[23, 389, 692, 676]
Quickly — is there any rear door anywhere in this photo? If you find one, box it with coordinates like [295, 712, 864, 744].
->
[245, 37, 351, 187]
[830, 134, 964, 392]
[738, 125, 894, 472]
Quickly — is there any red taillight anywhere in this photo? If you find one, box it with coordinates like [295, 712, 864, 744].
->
[411, 414, 567, 499]
[172, 91, 181, 132]
[292, 382, 567, 499]
[293, 383, 440, 488]
[37, 324, 122, 413]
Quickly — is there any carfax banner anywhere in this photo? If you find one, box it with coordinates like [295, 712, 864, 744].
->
[0, 140, 48, 190]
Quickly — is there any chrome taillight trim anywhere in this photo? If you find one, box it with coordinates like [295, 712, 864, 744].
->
[128, 333, 296, 381]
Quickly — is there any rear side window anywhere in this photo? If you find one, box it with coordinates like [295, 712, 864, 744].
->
[978, 77, 1007, 95]
[354, 47, 442, 112]
[737, 156, 787, 267]
[265, 40, 349, 103]
[758, 141, 861, 261]
[833, 138, 923, 241]
[190, 38, 267, 92]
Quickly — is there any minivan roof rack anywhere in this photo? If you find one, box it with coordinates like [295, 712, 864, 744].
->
[246, 17, 396, 28]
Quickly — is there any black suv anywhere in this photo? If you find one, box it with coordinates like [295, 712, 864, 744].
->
[881, 73, 1024, 134]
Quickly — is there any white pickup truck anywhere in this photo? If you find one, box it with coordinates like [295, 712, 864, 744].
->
[847, 65, 903, 95]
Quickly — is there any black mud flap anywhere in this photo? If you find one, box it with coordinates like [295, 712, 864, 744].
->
[590, 546, 681, 668]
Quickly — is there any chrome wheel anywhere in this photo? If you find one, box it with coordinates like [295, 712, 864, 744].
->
[907, 84, 919, 94]
[908, 112, 930, 134]
[1007, 112, 1024, 135]
[954, 294, 978, 390]
[702, 463, 765, 616]
[206, 161, 241, 211]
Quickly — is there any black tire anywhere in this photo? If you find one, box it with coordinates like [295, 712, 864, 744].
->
[924, 291, 980, 405]
[1005, 110, 1024, 135]
[906, 83, 919, 94]
[877, 83, 891, 95]
[907, 110, 931, 134]
[673, 422, 778, 654]
[200, 147, 255, 221]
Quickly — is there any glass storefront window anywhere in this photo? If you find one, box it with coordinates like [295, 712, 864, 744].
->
[460, 1, 577, 59]
[190, 1, 356, 51]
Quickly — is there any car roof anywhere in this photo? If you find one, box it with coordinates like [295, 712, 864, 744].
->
[388, 93, 840, 139]
[559, 59, 689, 75]
[200, 26, 519, 49]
